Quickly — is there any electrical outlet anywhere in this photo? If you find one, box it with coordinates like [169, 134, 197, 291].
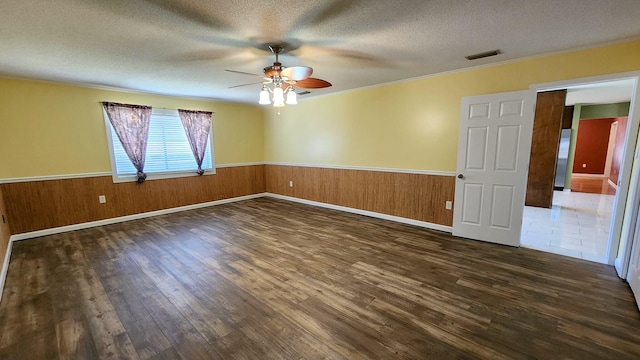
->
[98, 195, 106, 204]
[289, 180, 293, 187]
[445, 201, 452, 210]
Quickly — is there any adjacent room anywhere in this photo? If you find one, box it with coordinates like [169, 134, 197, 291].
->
[2, 1, 640, 359]
[521, 81, 633, 263]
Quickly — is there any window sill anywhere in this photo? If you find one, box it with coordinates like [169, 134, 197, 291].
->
[111, 169, 216, 183]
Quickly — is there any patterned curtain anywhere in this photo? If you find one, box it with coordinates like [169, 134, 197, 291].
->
[101, 102, 152, 183]
[178, 109, 213, 175]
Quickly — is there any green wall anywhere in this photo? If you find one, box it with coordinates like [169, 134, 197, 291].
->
[580, 102, 630, 119]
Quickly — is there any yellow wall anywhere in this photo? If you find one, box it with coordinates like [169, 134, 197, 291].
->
[2, 40, 640, 178]
[264, 40, 640, 172]
[0, 78, 264, 178]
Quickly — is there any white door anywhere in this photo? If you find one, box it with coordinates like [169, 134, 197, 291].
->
[453, 90, 535, 246]
[626, 216, 640, 310]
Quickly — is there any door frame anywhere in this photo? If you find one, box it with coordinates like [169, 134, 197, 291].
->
[604, 121, 618, 179]
[529, 71, 640, 269]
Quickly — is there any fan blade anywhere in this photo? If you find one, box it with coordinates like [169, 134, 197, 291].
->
[225, 69, 264, 77]
[294, 78, 332, 89]
[281, 66, 313, 81]
[228, 81, 265, 89]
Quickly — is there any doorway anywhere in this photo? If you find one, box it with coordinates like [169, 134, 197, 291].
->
[521, 79, 635, 264]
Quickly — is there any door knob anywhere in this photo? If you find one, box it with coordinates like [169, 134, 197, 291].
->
[457, 174, 465, 179]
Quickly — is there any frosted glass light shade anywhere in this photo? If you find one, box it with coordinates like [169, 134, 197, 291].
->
[273, 86, 285, 107]
[258, 88, 271, 105]
[286, 90, 297, 105]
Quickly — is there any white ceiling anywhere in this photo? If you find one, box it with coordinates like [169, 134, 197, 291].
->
[565, 79, 635, 106]
[1, 0, 640, 104]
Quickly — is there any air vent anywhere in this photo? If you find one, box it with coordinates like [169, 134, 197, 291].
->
[465, 49, 501, 61]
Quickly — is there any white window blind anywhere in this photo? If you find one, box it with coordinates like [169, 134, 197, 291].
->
[107, 108, 213, 179]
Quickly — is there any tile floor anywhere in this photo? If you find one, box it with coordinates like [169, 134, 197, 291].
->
[521, 190, 615, 263]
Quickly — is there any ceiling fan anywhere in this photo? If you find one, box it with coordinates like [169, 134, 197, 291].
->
[226, 44, 332, 106]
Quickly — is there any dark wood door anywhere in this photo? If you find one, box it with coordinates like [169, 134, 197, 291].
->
[525, 90, 567, 208]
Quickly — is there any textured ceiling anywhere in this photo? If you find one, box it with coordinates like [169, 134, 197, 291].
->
[1, 0, 640, 104]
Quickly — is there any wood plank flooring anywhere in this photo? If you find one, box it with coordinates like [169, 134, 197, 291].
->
[1, 197, 639, 359]
[571, 175, 617, 195]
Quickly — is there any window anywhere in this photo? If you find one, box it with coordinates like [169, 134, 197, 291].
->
[105, 108, 214, 182]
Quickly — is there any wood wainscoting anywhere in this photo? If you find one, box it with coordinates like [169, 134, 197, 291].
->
[0, 186, 10, 247]
[0, 165, 265, 234]
[265, 165, 455, 227]
[0, 185, 11, 285]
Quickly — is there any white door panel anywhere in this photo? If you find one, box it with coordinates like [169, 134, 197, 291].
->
[466, 127, 489, 170]
[500, 99, 525, 117]
[453, 90, 535, 246]
[461, 183, 483, 224]
[490, 185, 514, 229]
[495, 126, 520, 171]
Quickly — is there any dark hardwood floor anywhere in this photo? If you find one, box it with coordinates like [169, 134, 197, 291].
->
[1, 197, 639, 359]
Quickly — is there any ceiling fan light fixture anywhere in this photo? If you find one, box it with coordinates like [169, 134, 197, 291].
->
[230, 43, 331, 108]
[286, 89, 297, 105]
[272, 86, 285, 107]
[259, 86, 271, 105]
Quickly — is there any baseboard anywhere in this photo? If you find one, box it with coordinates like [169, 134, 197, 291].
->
[265, 193, 453, 233]
[10, 193, 267, 242]
[608, 178, 618, 190]
[0, 240, 13, 303]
